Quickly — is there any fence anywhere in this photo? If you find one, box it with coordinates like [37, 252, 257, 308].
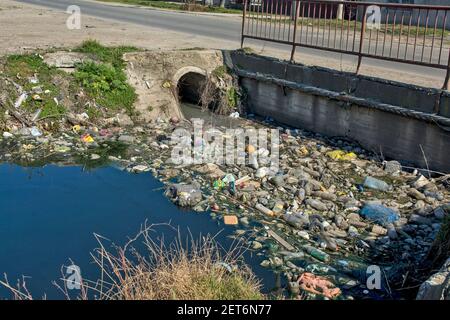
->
[240, 0, 450, 89]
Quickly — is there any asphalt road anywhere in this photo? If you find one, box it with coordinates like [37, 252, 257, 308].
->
[14, 0, 446, 81]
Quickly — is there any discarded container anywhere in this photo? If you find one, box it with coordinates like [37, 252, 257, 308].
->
[303, 245, 330, 263]
[359, 203, 399, 226]
[283, 212, 309, 229]
[363, 176, 391, 192]
[223, 215, 238, 225]
[256, 203, 274, 216]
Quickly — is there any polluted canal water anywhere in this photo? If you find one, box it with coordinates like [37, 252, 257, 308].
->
[0, 164, 275, 299]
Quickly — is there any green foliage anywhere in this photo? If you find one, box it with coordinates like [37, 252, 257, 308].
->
[226, 87, 237, 109]
[75, 40, 138, 69]
[4, 54, 68, 119]
[73, 41, 138, 114]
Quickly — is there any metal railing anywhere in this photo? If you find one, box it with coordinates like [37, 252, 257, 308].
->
[241, 0, 450, 89]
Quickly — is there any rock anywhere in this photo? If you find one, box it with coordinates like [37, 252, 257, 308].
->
[413, 175, 430, 189]
[118, 135, 135, 143]
[387, 224, 398, 240]
[252, 241, 263, 250]
[255, 167, 268, 178]
[239, 217, 249, 225]
[166, 183, 202, 207]
[384, 160, 402, 174]
[434, 207, 448, 220]
[305, 198, 327, 211]
[116, 113, 134, 127]
[195, 163, 225, 179]
[409, 214, 432, 225]
[90, 153, 101, 160]
[270, 175, 285, 187]
[311, 191, 337, 201]
[170, 116, 180, 124]
[17, 127, 31, 136]
[416, 258, 450, 300]
[371, 225, 387, 235]
[43, 51, 93, 68]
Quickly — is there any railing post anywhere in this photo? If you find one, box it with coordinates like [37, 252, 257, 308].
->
[290, 0, 301, 62]
[443, 49, 450, 90]
[241, 0, 248, 48]
[356, 5, 367, 74]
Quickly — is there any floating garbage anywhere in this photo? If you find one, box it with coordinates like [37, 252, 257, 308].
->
[363, 176, 391, 192]
[166, 183, 202, 207]
[359, 203, 399, 226]
[297, 272, 341, 299]
[223, 215, 238, 225]
[303, 245, 330, 263]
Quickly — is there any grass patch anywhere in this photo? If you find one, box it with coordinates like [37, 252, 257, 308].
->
[97, 0, 242, 14]
[2, 54, 69, 120]
[74, 40, 138, 114]
[88, 230, 264, 300]
[1, 226, 264, 300]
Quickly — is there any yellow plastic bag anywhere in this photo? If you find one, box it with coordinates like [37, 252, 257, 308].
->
[81, 134, 94, 143]
[326, 150, 357, 161]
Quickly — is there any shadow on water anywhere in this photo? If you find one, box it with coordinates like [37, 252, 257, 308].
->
[0, 164, 278, 299]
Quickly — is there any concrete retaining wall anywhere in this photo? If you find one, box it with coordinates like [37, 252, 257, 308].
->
[228, 52, 450, 172]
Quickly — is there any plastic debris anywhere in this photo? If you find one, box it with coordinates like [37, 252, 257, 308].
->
[72, 125, 82, 133]
[297, 273, 342, 299]
[303, 245, 330, 262]
[229, 112, 239, 118]
[166, 183, 202, 207]
[359, 203, 399, 226]
[2, 132, 13, 138]
[14, 93, 27, 109]
[30, 126, 42, 137]
[326, 150, 357, 161]
[267, 229, 295, 251]
[363, 176, 391, 192]
[223, 215, 238, 225]
[255, 203, 275, 216]
[81, 134, 94, 143]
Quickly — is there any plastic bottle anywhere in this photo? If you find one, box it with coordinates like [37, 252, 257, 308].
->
[303, 245, 330, 262]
